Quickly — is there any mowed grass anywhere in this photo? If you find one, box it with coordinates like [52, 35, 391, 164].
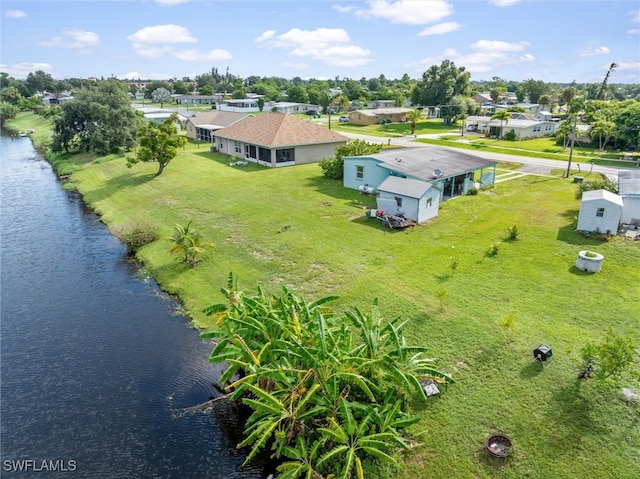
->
[62, 138, 640, 478]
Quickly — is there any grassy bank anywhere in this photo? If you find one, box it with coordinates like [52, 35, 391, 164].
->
[9, 114, 640, 479]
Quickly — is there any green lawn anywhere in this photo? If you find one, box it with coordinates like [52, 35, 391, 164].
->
[8, 113, 640, 478]
[60, 136, 640, 479]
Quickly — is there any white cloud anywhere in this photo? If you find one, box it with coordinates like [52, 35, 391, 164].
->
[255, 30, 276, 43]
[409, 39, 534, 74]
[5, 10, 26, 18]
[127, 24, 230, 62]
[615, 60, 640, 71]
[154, 0, 190, 4]
[489, 0, 521, 6]
[127, 25, 197, 44]
[627, 29, 640, 35]
[256, 28, 372, 68]
[351, 0, 453, 25]
[0, 63, 53, 79]
[471, 40, 529, 52]
[631, 9, 640, 23]
[579, 46, 610, 57]
[332, 4, 356, 14]
[418, 21, 460, 36]
[38, 30, 100, 50]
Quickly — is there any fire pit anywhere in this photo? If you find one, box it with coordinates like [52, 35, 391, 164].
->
[485, 434, 513, 458]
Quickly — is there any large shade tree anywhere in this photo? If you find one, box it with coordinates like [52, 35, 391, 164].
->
[127, 113, 186, 176]
[151, 87, 172, 108]
[51, 79, 139, 155]
[411, 60, 470, 125]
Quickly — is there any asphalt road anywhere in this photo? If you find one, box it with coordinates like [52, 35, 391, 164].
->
[338, 130, 637, 177]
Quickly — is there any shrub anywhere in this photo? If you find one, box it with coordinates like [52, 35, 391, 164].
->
[575, 176, 617, 199]
[119, 222, 158, 253]
[578, 328, 637, 380]
[487, 241, 501, 256]
[506, 224, 520, 241]
[503, 129, 517, 141]
[467, 187, 478, 195]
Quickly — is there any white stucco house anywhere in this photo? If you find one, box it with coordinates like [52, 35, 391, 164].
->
[343, 147, 497, 223]
[576, 189, 623, 233]
[465, 114, 559, 139]
[618, 170, 640, 225]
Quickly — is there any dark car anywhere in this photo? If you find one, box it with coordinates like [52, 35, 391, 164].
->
[305, 110, 318, 115]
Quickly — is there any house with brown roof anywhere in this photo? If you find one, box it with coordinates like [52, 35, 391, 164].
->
[212, 112, 349, 167]
[184, 111, 253, 143]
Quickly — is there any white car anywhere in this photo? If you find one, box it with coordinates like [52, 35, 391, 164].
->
[338, 116, 349, 123]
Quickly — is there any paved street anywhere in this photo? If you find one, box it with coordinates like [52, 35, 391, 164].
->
[337, 130, 637, 177]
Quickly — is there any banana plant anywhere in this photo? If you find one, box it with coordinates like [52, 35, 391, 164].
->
[317, 399, 408, 479]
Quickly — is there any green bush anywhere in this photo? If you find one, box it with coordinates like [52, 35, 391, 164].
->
[487, 241, 501, 256]
[118, 222, 158, 253]
[503, 129, 517, 141]
[318, 157, 344, 180]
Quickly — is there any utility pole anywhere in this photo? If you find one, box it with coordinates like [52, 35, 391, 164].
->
[565, 114, 578, 178]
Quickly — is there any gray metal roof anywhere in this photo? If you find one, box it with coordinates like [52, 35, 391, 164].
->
[377, 176, 432, 198]
[368, 147, 497, 182]
[618, 170, 640, 197]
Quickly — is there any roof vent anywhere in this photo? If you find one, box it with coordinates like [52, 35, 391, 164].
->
[395, 157, 402, 162]
[433, 168, 442, 177]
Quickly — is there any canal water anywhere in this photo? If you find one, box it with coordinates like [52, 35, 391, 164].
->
[0, 134, 267, 478]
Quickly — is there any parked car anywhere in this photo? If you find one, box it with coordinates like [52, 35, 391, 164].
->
[305, 109, 318, 116]
[339, 116, 349, 123]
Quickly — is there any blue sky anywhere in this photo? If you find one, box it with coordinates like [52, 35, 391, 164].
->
[2, 0, 639, 84]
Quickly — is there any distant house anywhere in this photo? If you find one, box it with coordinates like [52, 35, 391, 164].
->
[184, 111, 253, 142]
[133, 106, 189, 125]
[618, 170, 640, 225]
[472, 93, 493, 105]
[213, 112, 349, 167]
[269, 102, 321, 114]
[343, 147, 497, 223]
[465, 114, 558, 139]
[175, 94, 222, 105]
[368, 99, 397, 109]
[576, 189, 623, 233]
[348, 107, 413, 125]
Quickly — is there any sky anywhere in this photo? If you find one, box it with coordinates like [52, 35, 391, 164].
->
[1, 0, 639, 85]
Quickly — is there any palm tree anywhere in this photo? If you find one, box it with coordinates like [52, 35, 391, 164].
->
[404, 109, 423, 135]
[490, 110, 511, 139]
[167, 221, 214, 266]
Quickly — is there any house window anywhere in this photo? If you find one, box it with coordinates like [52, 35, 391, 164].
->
[356, 165, 364, 179]
[394, 197, 403, 208]
[234, 142, 241, 153]
[426, 197, 432, 208]
[596, 207, 605, 217]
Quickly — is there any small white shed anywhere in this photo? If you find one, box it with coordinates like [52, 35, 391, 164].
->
[576, 189, 623, 233]
[376, 176, 440, 223]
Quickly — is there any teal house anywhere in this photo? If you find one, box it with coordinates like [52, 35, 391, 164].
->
[343, 147, 497, 223]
